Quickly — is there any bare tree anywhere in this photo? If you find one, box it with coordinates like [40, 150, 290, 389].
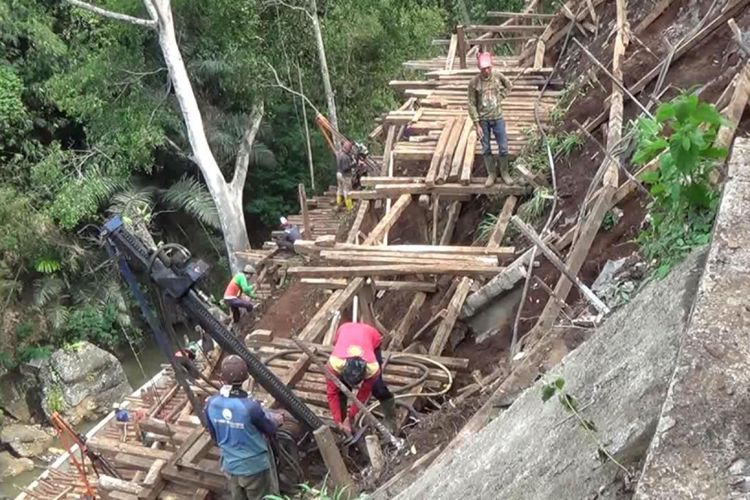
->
[266, 0, 339, 132]
[66, 0, 264, 274]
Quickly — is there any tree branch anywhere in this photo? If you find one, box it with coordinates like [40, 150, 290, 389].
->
[65, 0, 157, 28]
[265, 62, 323, 116]
[263, 0, 314, 20]
[231, 102, 265, 193]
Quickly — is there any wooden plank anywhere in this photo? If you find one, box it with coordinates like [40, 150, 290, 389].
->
[297, 278, 365, 341]
[445, 34, 458, 72]
[487, 196, 517, 248]
[299, 184, 312, 239]
[269, 354, 311, 408]
[179, 434, 213, 466]
[160, 464, 225, 493]
[460, 129, 477, 185]
[437, 116, 466, 184]
[380, 125, 396, 176]
[714, 61, 750, 150]
[313, 426, 357, 498]
[388, 292, 427, 350]
[429, 277, 473, 356]
[351, 183, 528, 199]
[300, 278, 437, 292]
[466, 24, 546, 33]
[334, 243, 515, 257]
[450, 119, 473, 182]
[363, 193, 412, 245]
[426, 119, 458, 186]
[486, 10, 555, 18]
[533, 39, 546, 70]
[346, 200, 370, 243]
[113, 453, 155, 471]
[287, 264, 504, 278]
[143, 459, 165, 486]
[439, 201, 462, 246]
[456, 25, 467, 69]
[88, 437, 173, 461]
[318, 252, 498, 266]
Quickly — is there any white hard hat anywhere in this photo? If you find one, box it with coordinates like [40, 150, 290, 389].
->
[280, 216, 288, 225]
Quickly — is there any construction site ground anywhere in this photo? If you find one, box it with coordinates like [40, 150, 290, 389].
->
[19, 0, 750, 497]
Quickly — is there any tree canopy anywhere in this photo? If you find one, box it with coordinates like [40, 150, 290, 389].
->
[0, 0, 519, 366]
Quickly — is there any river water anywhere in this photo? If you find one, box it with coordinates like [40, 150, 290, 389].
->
[0, 337, 166, 498]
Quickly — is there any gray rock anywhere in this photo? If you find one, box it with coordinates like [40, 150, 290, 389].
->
[0, 451, 34, 479]
[635, 138, 750, 499]
[39, 341, 132, 423]
[396, 248, 707, 500]
[0, 423, 53, 458]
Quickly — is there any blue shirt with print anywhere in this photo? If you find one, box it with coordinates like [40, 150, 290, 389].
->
[204, 393, 277, 476]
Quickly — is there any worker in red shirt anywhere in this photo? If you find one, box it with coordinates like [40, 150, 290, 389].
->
[325, 322, 395, 435]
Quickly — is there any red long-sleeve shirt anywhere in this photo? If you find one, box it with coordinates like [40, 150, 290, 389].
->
[325, 323, 382, 423]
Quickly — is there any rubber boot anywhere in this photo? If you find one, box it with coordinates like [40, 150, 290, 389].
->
[335, 194, 343, 212]
[344, 196, 354, 211]
[496, 155, 514, 185]
[483, 155, 497, 187]
[380, 397, 397, 433]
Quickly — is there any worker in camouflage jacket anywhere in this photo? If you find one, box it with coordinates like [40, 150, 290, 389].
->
[468, 51, 514, 186]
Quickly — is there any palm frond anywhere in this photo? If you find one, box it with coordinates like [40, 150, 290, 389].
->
[108, 185, 157, 220]
[48, 303, 70, 331]
[33, 276, 65, 307]
[160, 175, 221, 229]
[251, 142, 277, 169]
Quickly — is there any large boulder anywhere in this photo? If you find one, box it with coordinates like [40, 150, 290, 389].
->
[396, 248, 707, 500]
[0, 423, 53, 458]
[39, 341, 132, 424]
[0, 451, 34, 479]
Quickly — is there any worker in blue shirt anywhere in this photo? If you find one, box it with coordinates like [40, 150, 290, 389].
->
[204, 355, 283, 499]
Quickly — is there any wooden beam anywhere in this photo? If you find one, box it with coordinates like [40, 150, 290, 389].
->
[346, 200, 370, 243]
[714, 60, 750, 151]
[450, 119, 473, 182]
[426, 119, 459, 186]
[380, 125, 396, 176]
[298, 184, 312, 239]
[486, 10, 555, 18]
[88, 437, 173, 461]
[438, 117, 467, 184]
[429, 277, 473, 355]
[487, 196, 517, 248]
[460, 129, 477, 185]
[456, 25, 467, 69]
[511, 216, 609, 315]
[287, 264, 504, 278]
[363, 193, 412, 245]
[533, 39, 546, 70]
[319, 251, 498, 266]
[300, 278, 437, 293]
[297, 278, 365, 341]
[351, 183, 528, 199]
[445, 34, 458, 71]
[269, 354, 311, 408]
[311, 427, 355, 499]
[439, 202, 462, 246]
[388, 292, 427, 350]
[466, 24, 546, 32]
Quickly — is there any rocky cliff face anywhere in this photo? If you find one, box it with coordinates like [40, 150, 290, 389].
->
[397, 249, 707, 500]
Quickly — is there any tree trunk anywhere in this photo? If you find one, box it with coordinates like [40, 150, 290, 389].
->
[151, 0, 249, 273]
[309, 0, 339, 132]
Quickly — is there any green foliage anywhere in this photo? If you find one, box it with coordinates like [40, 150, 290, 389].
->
[633, 93, 726, 277]
[601, 210, 617, 232]
[474, 213, 498, 245]
[63, 304, 123, 350]
[264, 481, 364, 500]
[45, 385, 65, 413]
[19, 344, 52, 362]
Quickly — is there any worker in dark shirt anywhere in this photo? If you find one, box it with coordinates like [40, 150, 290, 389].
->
[204, 355, 283, 499]
[335, 141, 355, 211]
[276, 216, 301, 251]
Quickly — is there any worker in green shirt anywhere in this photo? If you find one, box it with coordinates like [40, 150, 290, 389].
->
[468, 51, 514, 186]
[223, 265, 257, 324]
